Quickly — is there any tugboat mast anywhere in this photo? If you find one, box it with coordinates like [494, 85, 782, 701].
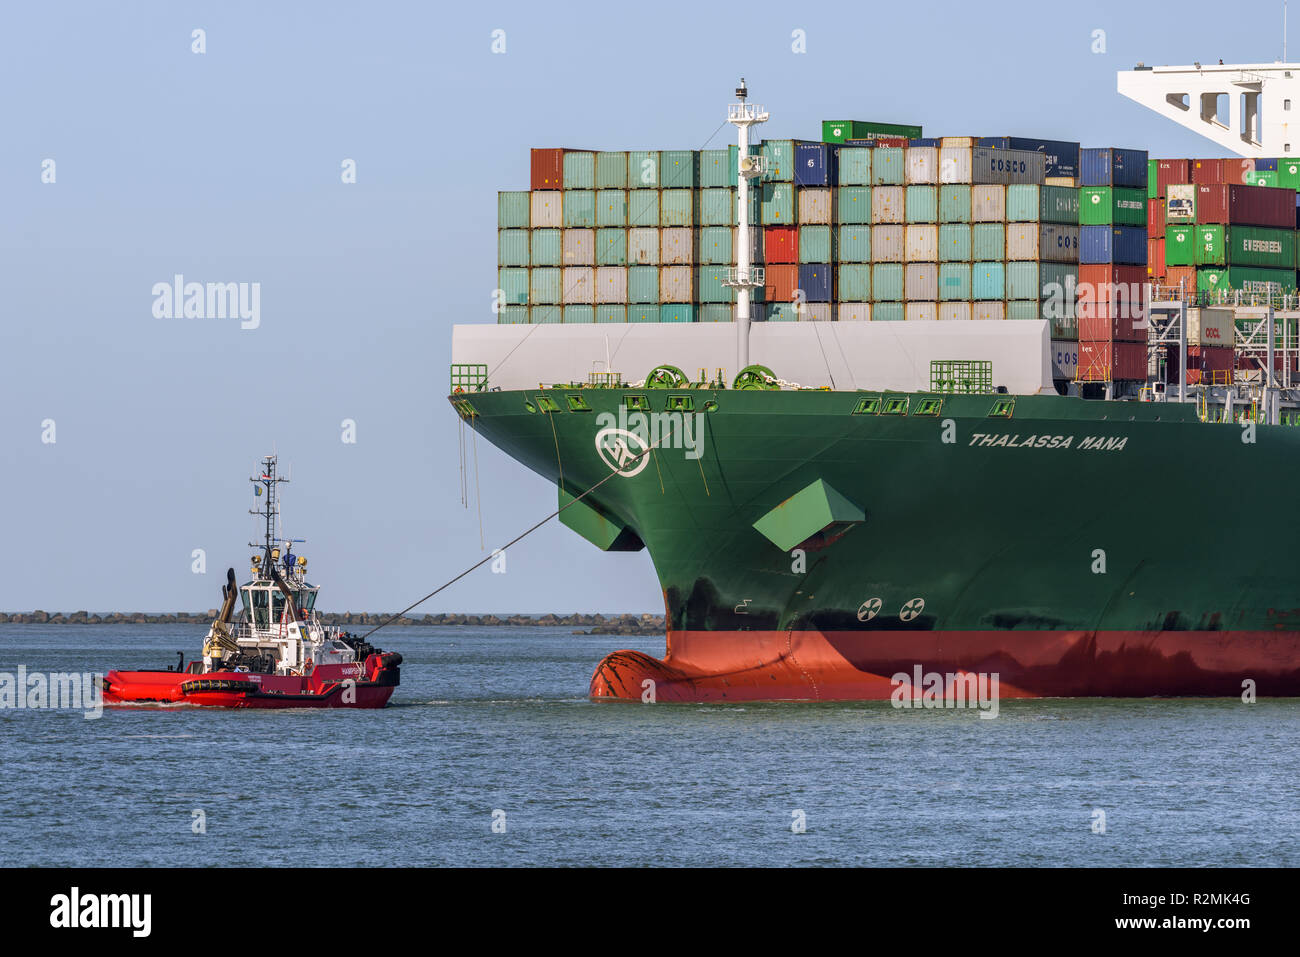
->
[249, 454, 289, 565]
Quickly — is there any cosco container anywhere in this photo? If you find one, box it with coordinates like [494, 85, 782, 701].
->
[498, 267, 529, 305]
[872, 263, 905, 300]
[660, 227, 694, 265]
[627, 227, 659, 264]
[794, 142, 837, 186]
[905, 185, 938, 223]
[1079, 148, 1148, 188]
[938, 223, 971, 261]
[797, 187, 833, 224]
[977, 137, 1080, 179]
[498, 229, 530, 266]
[498, 191, 531, 228]
[627, 190, 659, 227]
[798, 225, 832, 263]
[871, 186, 904, 224]
[939, 185, 971, 222]
[1052, 342, 1080, 379]
[871, 147, 906, 185]
[837, 225, 871, 262]
[530, 191, 562, 228]
[595, 189, 627, 227]
[628, 151, 660, 188]
[595, 152, 627, 188]
[594, 266, 627, 303]
[938, 263, 971, 300]
[531, 228, 561, 266]
[1079, 225, 1147, 265]
[660, 150, 697, 189]
[761, 182, 795, 224]
[595, 228, 627, 266]
[871, 225, 905, 262]
[562, 229, 594, 265]
[972, 261, 1005, 299]
[562, 151, 595, 189]
[941, 147, 1045, 185]
[626, 265, 659, 302]
[837, 264, 872, 301]
[837, 186, 871, 224]
[1079, 187, 1147, 226]
[1005, 185, 1079, 224]
[837, 148, 872, 186]
[1006, 223, 1080, 262]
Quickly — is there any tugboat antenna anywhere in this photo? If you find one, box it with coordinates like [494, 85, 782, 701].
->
[249, 453, 290, 562]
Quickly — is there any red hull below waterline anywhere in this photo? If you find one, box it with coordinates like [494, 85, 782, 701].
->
[102, 654, 402, 709]
[590, 630, 1300, 701]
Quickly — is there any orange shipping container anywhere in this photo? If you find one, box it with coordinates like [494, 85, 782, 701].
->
[1147, 238, 1165, 279]
[531, 148, 566, 190]
[1079, 340, 1146, 380]
[764, 263, 799, 303]
[1147, 197, 1165, 235]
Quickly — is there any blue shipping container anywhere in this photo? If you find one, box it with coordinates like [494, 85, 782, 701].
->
[794, 142, 837, 186]
[1079, 148, 1148, 188]
[798, 263, 833, 302]
[979, 137, 1081, 179]
[1079, 225, 1148, 265]
[1257, 158, 1279, 172]
[909, 138, 941, 147]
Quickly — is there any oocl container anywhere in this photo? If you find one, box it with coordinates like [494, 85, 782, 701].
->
[1187, 307, 1234, 346]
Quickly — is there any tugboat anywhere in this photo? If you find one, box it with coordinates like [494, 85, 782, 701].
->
[102, 455, 402, 708]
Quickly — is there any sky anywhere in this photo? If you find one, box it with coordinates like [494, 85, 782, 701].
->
[0, 0, 1290, 614]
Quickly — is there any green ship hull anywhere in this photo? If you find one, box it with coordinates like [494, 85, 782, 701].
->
[450, 386, 1300, 700]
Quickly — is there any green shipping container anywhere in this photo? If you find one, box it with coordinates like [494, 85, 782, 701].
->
[939, 185, 971, 223]
[972, 261, 1005, 299]
[700, 188, 734, 226]
[563, 152, 595, 190]
[596, 228, 627, 266]
[1006, 300, 1042, 321]
[563, 190, 596, 227]
[871, 148, 905, 185]
[700, 149, 732, 189]
[595, 189, 627, 227]
[595, 305, 626, 323]
[1279, 158, 1300, 190]
[661, 150, 698, 189]
[660, 189, 696, 228]
[1147, 159, 1158, 200]
[628, 151, 661, 188]
[1005, 185, 1079, 224]
[697, 265, 733, 303]
[1079, 187, 1146, 226]
[761, 140, 796, 181]
[972, 223, 1005, 261]
[837, 187, 872, 225]
[837, 225, 871, 262]
[529, 267, 562, 305]
[821, 120, 923, 143]
[530, 305, 562, 324]
[595, 152, 627, 188]
[498, 267, 529, 305]
[766, 303, 799, 322]
[905, 186, 938, 223]
[837, 264, 872, 301]
[873, 301, 905, 321]
[1005, 261, 1076, 302]
[939, 223, 971, 261]
[627, 266, 659, 303]
[1248, 170, 1279, 188]
[1194, 225, 1295, 269]
[563, 305, 594, 323]
[531, 229, 562, 266]
[498, 191, 531, 228]
[761, 182, 795, 224]
[660, 303, 696, 323]
[699, 304, 733, 322]
[799, 225, 833, 263]
[872, 263, 905, 301]
[628, 191, 660, 228]
[497, 305, 529, 324]
[498, 230, 530, 267]
[838, 148, 872, 186]
[938, 263, 971, 301]
[1197, 266, 1296, 296]
[628, 305, 658, 322]
[699, 226, 733, 265]
[1165, 224, 1196, 266]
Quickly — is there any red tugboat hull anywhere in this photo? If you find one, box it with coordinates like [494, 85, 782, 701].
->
[103, 654, 401, 709]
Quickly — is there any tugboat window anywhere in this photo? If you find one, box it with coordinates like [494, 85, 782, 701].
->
[250, 588, 269, 629]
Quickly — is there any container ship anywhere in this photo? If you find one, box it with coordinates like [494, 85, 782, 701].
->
[449, 74, 1300, 701]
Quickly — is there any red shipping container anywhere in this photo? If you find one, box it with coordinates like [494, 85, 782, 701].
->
[530, 148, 566, 190]
[1194, 184, 1293, 227]
[872, 136, 910, 147]
[1191, 158, 1224, 185]
[763, 226, 799, 264]
[1079, 313, 1146, 342]
[1147, 238, 1165, 279]
[1078, 264, 1147, 314]
[1154, 159, 1190, 196]
[1079, 340, 1147, 381]
[1224, 158, 1256, 184]
[764, 264, 799, 303]
[1166, 265, 1197, 293]
[1147, 197, 1166, 235]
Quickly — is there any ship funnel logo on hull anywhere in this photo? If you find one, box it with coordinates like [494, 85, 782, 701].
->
[595, 428, 651, 477]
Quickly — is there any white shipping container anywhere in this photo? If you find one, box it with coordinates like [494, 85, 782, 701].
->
[562, 228, 595, 265]
[940, 136, 975, 148]
[939, 146, 972, 184]
[563, 266, 593, 304]
[905, 225, 938, 261]
[531, 191, 563, 228]
[906, 301, 938, 321]
[871, 225, 905, 262]
[797, 188, 833, 224]
[800, 303, 832, 322]
[905, 147, 937, 184]
[973, 301, 1006, 321]
[1004, 224, 1080, 262]
[1187, 307, 1234, 346]
[1167, 184, 1196, 222]
[1051, 339, 1079, 379]
[1045, 176, 1078, 188]
[971, 185, 1005, 222]
[661, 227, 694, 265]
[938, 301, 972, 321]
[595, 266, 627, 303]
[837, 303, 871, 321]
[628, 227, 659, 264]
[660, 265, 693, 303]
[905, 263, 938, 301]
[871, 185, 905, 224]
